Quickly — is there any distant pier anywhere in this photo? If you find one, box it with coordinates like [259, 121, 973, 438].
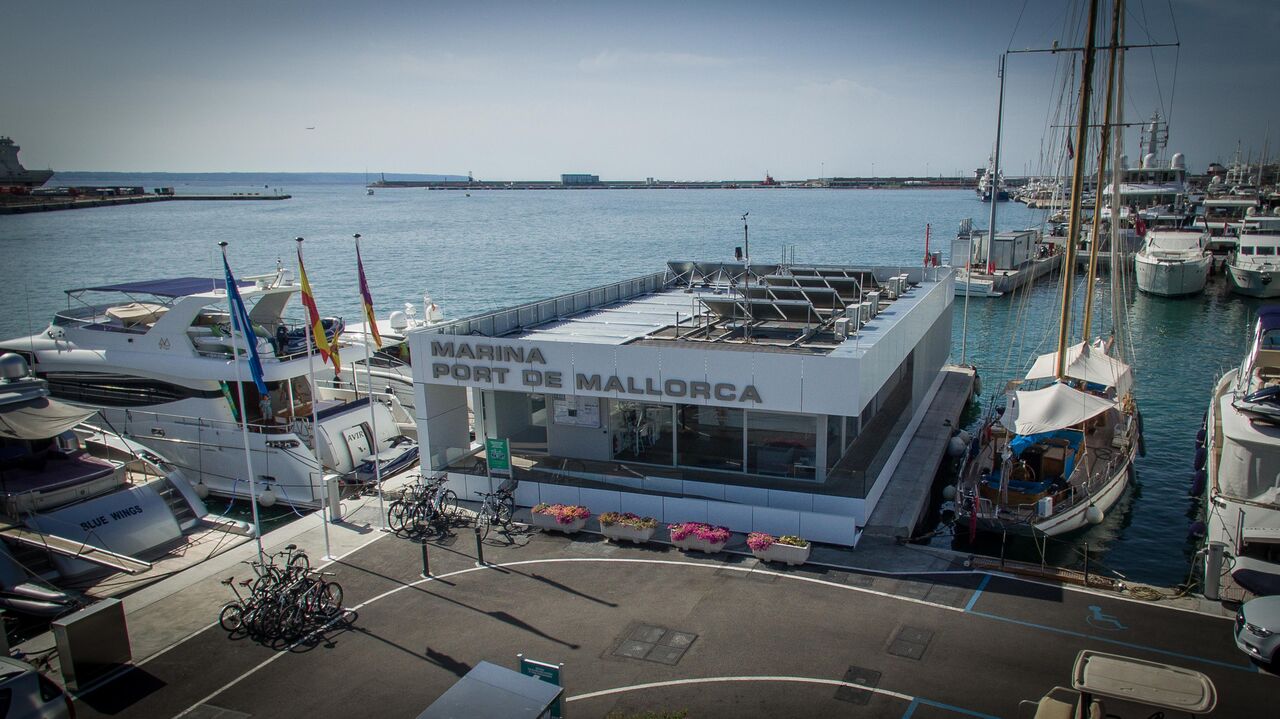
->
[0, 192, 291, 215]
[374, 176, 981, 191]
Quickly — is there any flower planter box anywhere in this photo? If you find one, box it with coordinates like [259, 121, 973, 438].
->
[671, 536, 728, 554]
[530, 512, 587, 534]
[600, 523, 656, 544]
[751, 542, 811, 566]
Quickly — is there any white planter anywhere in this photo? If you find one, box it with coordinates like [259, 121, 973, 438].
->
[600, 523, 656, 544]
[671, 535, 728, 554]
[531, 512, 587, 534]
[752, 542, 811, 566]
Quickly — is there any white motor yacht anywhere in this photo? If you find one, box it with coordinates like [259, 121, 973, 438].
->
[1203, 306, 1280, 597]
[0, 353, 246, 611]
[0, 270, 420, 509]
[1227, 217, 1280, 299]
[1134, 228, 1212, 297]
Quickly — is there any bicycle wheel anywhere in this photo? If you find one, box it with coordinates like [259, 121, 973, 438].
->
[410, 502, 434, 535]
[497, 496, 515, 527]
[387, 500, 408, 532]
[477, 507, 493, 541]
[288, 550, 310, 575]
[437, 489, 458, 517]
[219, 602, 245, 633]
[321, 581, 344, 616]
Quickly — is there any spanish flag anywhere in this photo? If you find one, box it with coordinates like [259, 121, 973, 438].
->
[297, 246, 340, 375]
[356, 240, 382, 348]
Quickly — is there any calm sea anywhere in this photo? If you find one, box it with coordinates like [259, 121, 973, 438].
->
[0, 175, 1257, 587]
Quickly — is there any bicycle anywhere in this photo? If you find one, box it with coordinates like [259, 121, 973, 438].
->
[473, 487, 515, 540]
[389, 475, 458, 536]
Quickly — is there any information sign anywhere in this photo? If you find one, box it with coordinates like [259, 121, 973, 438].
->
[518, 656, 563, 719]
[486, 437, 512, 476]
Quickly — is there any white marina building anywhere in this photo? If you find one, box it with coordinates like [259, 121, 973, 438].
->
[408, 261, 954, 546]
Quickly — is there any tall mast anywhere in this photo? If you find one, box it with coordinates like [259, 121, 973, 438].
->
[1081, 0, 1123, 342]
[1055, 0, 1102, 380]
[986, 53, 1007, 267]
[1109, 4, 1128, 359]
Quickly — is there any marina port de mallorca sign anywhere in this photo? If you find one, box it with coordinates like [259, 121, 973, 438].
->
[427, 338, 763, 404]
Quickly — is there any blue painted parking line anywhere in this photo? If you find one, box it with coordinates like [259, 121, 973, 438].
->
[964, 574, 991, 612]
[902, 696, 1002, 719]
[968, 610, 1255, 673]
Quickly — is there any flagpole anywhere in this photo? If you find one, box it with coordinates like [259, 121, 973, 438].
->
[219, 242, 265, 564]
[355, 233, 388, 531]
[297, 237, 333, 560]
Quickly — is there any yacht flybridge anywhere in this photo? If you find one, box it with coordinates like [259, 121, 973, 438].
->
[0, 270, 419, 509]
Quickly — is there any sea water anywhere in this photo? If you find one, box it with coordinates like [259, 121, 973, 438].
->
[0, 176, 1257, 586]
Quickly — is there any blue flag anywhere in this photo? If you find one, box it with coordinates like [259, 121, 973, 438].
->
[221, 255, 268, 395]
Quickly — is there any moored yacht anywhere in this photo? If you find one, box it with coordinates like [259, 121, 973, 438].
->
[950, 219, 1062, 297]
[0, 269, 420, 509]
[1203, 306, 1280, 597]
[1227, 217, 1280, 298]
[1133, 228, 1211, 296]
[0, 353, 244, 612]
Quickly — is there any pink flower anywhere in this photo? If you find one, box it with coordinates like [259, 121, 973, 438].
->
[668, 522, 729, 544]
[747, 532, 775, 551]
[534, 503, 590, 525]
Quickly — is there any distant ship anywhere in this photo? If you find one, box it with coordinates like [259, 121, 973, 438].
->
[0, 136, 53, 189]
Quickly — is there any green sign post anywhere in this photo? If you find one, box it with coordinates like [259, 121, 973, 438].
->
[518, 655, 563, 718]
[486, 437, 512, 477]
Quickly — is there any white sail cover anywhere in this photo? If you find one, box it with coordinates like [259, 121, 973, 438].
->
[0, 397, 94, 440]
[1025, 341, 1133, 397]
[1001, 382, 1116, 435]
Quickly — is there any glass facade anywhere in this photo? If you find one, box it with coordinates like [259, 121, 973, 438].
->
[746, 411, 817, 479]
[676, 405, 745, 472]
[611, 400, 674, 465]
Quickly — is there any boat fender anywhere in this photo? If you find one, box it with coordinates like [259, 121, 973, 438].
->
[1191, 469, 1206, 497]
[1195, 427, 1206, 446]
[956, 430, 973, 445]
[1188, 520, 1206, 540]
[194, 482, 210, 499]
[941, 485, 957, 501]
[1193, 446, 1207, 470]
[973, 374, 983, 396]
[258, 487, 277, 508]
[947, 436, 967, 457]
[1085, 505, 1104, 525]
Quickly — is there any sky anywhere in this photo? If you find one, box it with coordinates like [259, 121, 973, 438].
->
[2, 0, 1277, 178]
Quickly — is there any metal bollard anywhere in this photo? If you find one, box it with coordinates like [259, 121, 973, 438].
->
[420, 541, 431, 578]
[474, 525, 485, 567]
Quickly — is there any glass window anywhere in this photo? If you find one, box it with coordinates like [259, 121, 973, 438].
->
[1258, 246, 1276, 256]
[746, 410, 817, 479]
[677, 405, 744, 472]
[611, 401, 674, 465]
[1242, 247, 1255, 255]
[826, 415, 842, 470]
[844, 416, 859, 449]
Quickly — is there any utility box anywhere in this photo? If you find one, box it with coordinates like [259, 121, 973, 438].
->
[53, 597, 131, 692]
[1036, 496, 1055, 518]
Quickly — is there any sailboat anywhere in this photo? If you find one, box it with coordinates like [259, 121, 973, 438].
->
[954, 0, 1140, 538]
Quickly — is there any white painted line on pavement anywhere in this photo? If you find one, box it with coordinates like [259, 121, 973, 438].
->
[565, 675, 914, 703]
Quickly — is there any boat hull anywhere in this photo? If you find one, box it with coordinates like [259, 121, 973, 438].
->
[953, 253, 1062, 297]
[1228, 264, 1280, 298]
[1134, 254, 1211, 297]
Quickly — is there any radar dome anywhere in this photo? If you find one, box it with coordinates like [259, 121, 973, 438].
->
[1171, 153, 1186, 170]
[0, 353, 30, 381]
[1141, 153, 1157, 169]
[388, 311, 409, 331]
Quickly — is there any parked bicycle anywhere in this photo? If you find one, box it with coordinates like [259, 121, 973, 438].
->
[387, 474, 458, 536]
[473, 485, 515, 540]
[217, 548, 342, 644]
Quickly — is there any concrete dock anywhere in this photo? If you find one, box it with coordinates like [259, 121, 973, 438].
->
[31, 496, 1271, 719]
[862, 364, 975, 544]
[0, 193, 291, 214]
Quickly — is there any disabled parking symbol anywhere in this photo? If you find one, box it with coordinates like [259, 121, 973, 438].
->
[1086, 605, 1127, 631]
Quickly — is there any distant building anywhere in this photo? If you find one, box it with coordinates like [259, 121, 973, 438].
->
[561, 174, 600, 185]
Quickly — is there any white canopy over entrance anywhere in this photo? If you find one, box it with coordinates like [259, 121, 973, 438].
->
[1001, 382, 1117, 436]
[1026, 341, 1133, 397]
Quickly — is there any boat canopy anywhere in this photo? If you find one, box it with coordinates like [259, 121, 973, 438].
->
[0, 397, 95, 440]
[67, 277, 253, 298]
[1025, 342, 1134, 397]
[1001, 382, 1116, 436]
